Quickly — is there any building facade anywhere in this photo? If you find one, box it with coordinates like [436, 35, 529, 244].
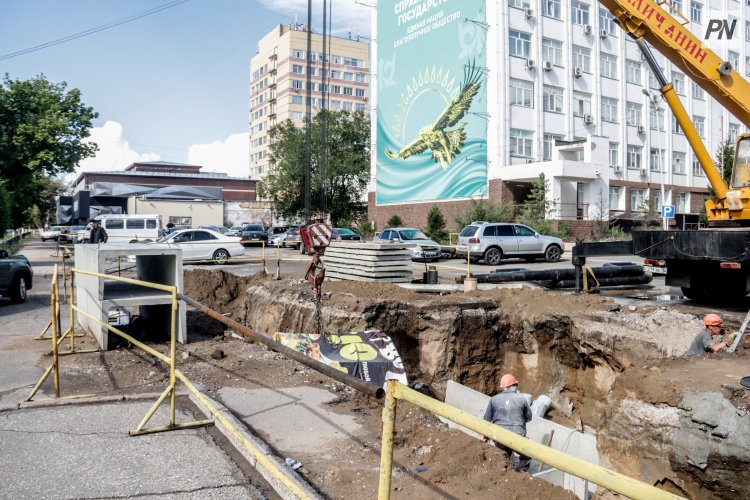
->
[249, 23, 370, 180]
[368, 0, 750, 235]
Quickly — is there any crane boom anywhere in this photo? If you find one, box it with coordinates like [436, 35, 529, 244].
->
[599, 0, 750, 129]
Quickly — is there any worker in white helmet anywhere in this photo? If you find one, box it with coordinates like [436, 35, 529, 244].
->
[482, 373, 533, 472]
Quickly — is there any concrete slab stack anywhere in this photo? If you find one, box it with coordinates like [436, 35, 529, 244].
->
[323, 242, 413, 283]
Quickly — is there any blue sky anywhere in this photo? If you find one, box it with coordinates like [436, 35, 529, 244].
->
[0, 0, 371, 178]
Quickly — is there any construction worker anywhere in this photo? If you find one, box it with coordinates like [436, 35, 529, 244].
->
[483, 373, 533, 472]
[687, 313, 738, 356]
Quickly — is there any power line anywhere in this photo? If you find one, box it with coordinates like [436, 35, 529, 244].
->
[0, 0, 191, 61]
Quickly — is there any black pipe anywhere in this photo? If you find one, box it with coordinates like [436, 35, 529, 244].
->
[459, 264, 646, 284]
[178, 293, 384, 399]
[548, 274, 653, 289]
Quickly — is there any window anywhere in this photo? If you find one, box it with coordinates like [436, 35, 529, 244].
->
[599, 8, 617, 34]
[355, 103, 365, 111]
[343, 72, 354, 81]
[746, 57, 750, 77]
[625, 60, 641, 84]
[747, 21, 750, 41]
[690, 1, 702, 23]
[601, 97, 619, 123]
[692, 156, 703, 176]
[670, 0, 683, 12]
[730, 123, 741, 141]
[542, 38, 563, 66]
[673, 72, 685, 94]
[650, 148, 665, 172]
[343, 101, 353, 110]
[543, 134, 563, 160]
[650, 104, 665, 131]
[729, 51, 740, 70]
[292, 80, 303, 90]
[510, 129, 534, 157]
[627, 145, 643, 169]
[344, 57, 363, 67]
[292, 49, 304, 59]
[609, 186, 622, 210]
[292, 95, 303, 105]
[509, 0, 531, 8]
[292, 111, 303, 121]
[573, 91, 591, 116]
[652, 189, 663, 211]
[543, 0, 561, 18]
[600, 53, 617, 78]
[509, 30, 531, 58]
[146, 219, 157, 229]
[671, 115, 682, 134]
[356, 73, 366, 83]
[126, 219, 145, 229]
[292, 65, 304, 74]
[168, 216, 192, 225]
[648, 70, 659, 89]
[343, 87, 353, 96]
[626, 102, 642, 126]
[572, 46, 591, 72]
[106, 219, 124, 229]
[571, 1, 590, 25]
[331, 70, 341, 79]
[355, 88, 366, 97]
[692, 81, 705, 100]
[543, 85, 563, 112]
[510, 79, 533, 107]
[331, 100, 341, 110]
[693, 115, 705, 137]
[514, 225, 536, 237]
[630, 188, 646, 211]
[675, 192, 687, 212]
[609, 142, 619, 167]
[673, 152, 686, 174]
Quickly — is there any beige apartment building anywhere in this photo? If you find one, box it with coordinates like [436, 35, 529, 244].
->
[249, 23, 370, 180]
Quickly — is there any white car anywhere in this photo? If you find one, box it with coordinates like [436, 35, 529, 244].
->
[154, 228, 245, 264]
[77, 226, 92, 243]
[41, 226, 62, 242]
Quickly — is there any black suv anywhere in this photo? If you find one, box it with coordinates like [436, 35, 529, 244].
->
[239, 224, 267, 246]
[0, 249, 33, 304]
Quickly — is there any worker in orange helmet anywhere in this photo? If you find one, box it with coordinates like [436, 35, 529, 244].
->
[687, 313, 738, 356]
[482, 373, 533, 472]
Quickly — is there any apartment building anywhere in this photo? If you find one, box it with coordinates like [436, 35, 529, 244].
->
[249, 23, 370, 180]
[369, 0, 750, 235]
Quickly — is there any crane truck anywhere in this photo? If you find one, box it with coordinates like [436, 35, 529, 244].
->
[572, 0, 750, 302]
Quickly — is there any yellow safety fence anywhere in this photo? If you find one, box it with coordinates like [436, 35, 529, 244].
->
[27, 265, 315, 499]
[378, 380, 684, 500]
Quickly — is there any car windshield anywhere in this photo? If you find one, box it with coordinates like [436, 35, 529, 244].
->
[245, 225, 263, 231]
[215, 226, 230, 234]
[335, 228, 355, 235]
[51, 226, 62, 231]
[398, 229, 429, 240]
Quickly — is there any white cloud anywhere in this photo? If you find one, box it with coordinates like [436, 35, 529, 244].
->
[259, 0, 372, 38]
[187, 133, 250, 179]
[77, 121, 161, 174]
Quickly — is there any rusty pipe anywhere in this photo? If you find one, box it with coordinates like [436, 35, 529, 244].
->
[177, 293, 385, 400]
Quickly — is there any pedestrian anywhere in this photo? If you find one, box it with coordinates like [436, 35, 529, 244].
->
[89, 219, 108, 244]
[166, 222, 175, 234]
[483, 373, 533, 472]
[687, 313, 737, 356]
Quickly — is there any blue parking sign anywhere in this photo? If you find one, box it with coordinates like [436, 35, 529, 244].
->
[661, 205, 675, 218]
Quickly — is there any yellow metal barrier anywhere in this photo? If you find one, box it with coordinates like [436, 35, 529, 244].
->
[378, 381, 683, 500]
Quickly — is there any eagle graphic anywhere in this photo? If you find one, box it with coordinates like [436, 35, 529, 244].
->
[385, 61, 483, 170]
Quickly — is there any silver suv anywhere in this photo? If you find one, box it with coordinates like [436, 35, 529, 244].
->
[456, 222, 564, 265]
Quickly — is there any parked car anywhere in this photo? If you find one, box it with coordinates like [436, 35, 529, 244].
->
[41, 226, 62, 242]
[267, 225, 289, 244]
[332, 228, 362, 241]
[0, 248, 33, 303]
[154, 228, 245, 264]
[59, 225, 85, 244]
[199, 225, 232, 236]
[77, 225, 92, 243]
[166, 224, 190, 234]
[456, 222, 564, 265]
[237, 224, 267, 246]
[275, 226, 301, 249]
[373, 227, 441, 262]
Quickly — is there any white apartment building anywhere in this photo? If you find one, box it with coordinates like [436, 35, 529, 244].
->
[368, 0, 750, 233]
[249, 24, 370, 180]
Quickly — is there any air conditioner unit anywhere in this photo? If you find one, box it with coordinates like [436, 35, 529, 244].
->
[526, 158, 535, 164]
[543, 60, 553, 71]
[525, 59, 536, 70]
[574, 67, 583, 78]
[599, 29, 608, 38]
[583, 113, 594, 124]
[640, 166, 648, 176]
[614, 164, 623, 173]
[637, 125, 646, 134]
[583, 24, 593, 35]
[524, 7, 534, 18]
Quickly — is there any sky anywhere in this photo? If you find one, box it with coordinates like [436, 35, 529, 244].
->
[0, 0, 372, 179]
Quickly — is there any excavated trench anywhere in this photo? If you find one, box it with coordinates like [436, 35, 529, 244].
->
[184, 269, 750, 499]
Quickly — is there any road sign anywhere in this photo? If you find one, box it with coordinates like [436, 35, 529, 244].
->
[661, 205, 675, 218]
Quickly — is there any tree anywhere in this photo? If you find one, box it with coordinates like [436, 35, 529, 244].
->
[386, 215, 403, 228]
[424, 206, 448, 243]
[516, 174, 554, 234]
[259, 110, 370, 225]
[715, 137, 734, 188]
[0, 181, 11, 237]
[452, 197, 516, 230]
[0, 74, 98, 227]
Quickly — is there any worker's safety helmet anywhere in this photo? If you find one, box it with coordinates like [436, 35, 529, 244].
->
[500, 374, 518, 389]
[704, 313, 724, 327]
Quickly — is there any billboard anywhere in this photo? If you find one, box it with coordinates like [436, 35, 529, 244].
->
[376, 0, 488, 204]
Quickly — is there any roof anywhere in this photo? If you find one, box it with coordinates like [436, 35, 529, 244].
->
[125, 161, 202, 171]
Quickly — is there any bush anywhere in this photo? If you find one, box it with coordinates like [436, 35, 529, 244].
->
[424, 206, 448, 243]
[386, 215, 404, 228]
[452, 198, 516, 230]
[356, 220, 375, 239]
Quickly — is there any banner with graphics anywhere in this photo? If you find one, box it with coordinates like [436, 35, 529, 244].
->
[274, 330, 408, 388]
[376, 0, 488, 204]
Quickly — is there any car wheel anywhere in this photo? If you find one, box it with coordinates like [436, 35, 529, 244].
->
[212, 249, 230, 265]
[41, 238, 46, 242]
[10, 274, 27, 304]
[484, 247, 503, 266]
[544, 245, 562, 263]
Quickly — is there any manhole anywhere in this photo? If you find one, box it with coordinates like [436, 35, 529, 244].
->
[741, 376, 750, 389]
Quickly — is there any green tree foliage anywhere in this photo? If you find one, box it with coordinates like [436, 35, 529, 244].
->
[515, 174, 555, 234]
[259, 110, 369, 225]
[0, 74, 98, 227]
[0, 181, 11, 237]
[424, 206, 448, 243]
[385, 215, 403, 228]
[452, 198, 516, 230]
[715, 137, 734, 188]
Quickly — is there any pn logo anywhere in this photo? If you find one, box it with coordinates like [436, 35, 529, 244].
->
[705, 19, 736, 39]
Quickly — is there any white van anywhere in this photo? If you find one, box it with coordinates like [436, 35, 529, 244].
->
[96, 214, 163, 243]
